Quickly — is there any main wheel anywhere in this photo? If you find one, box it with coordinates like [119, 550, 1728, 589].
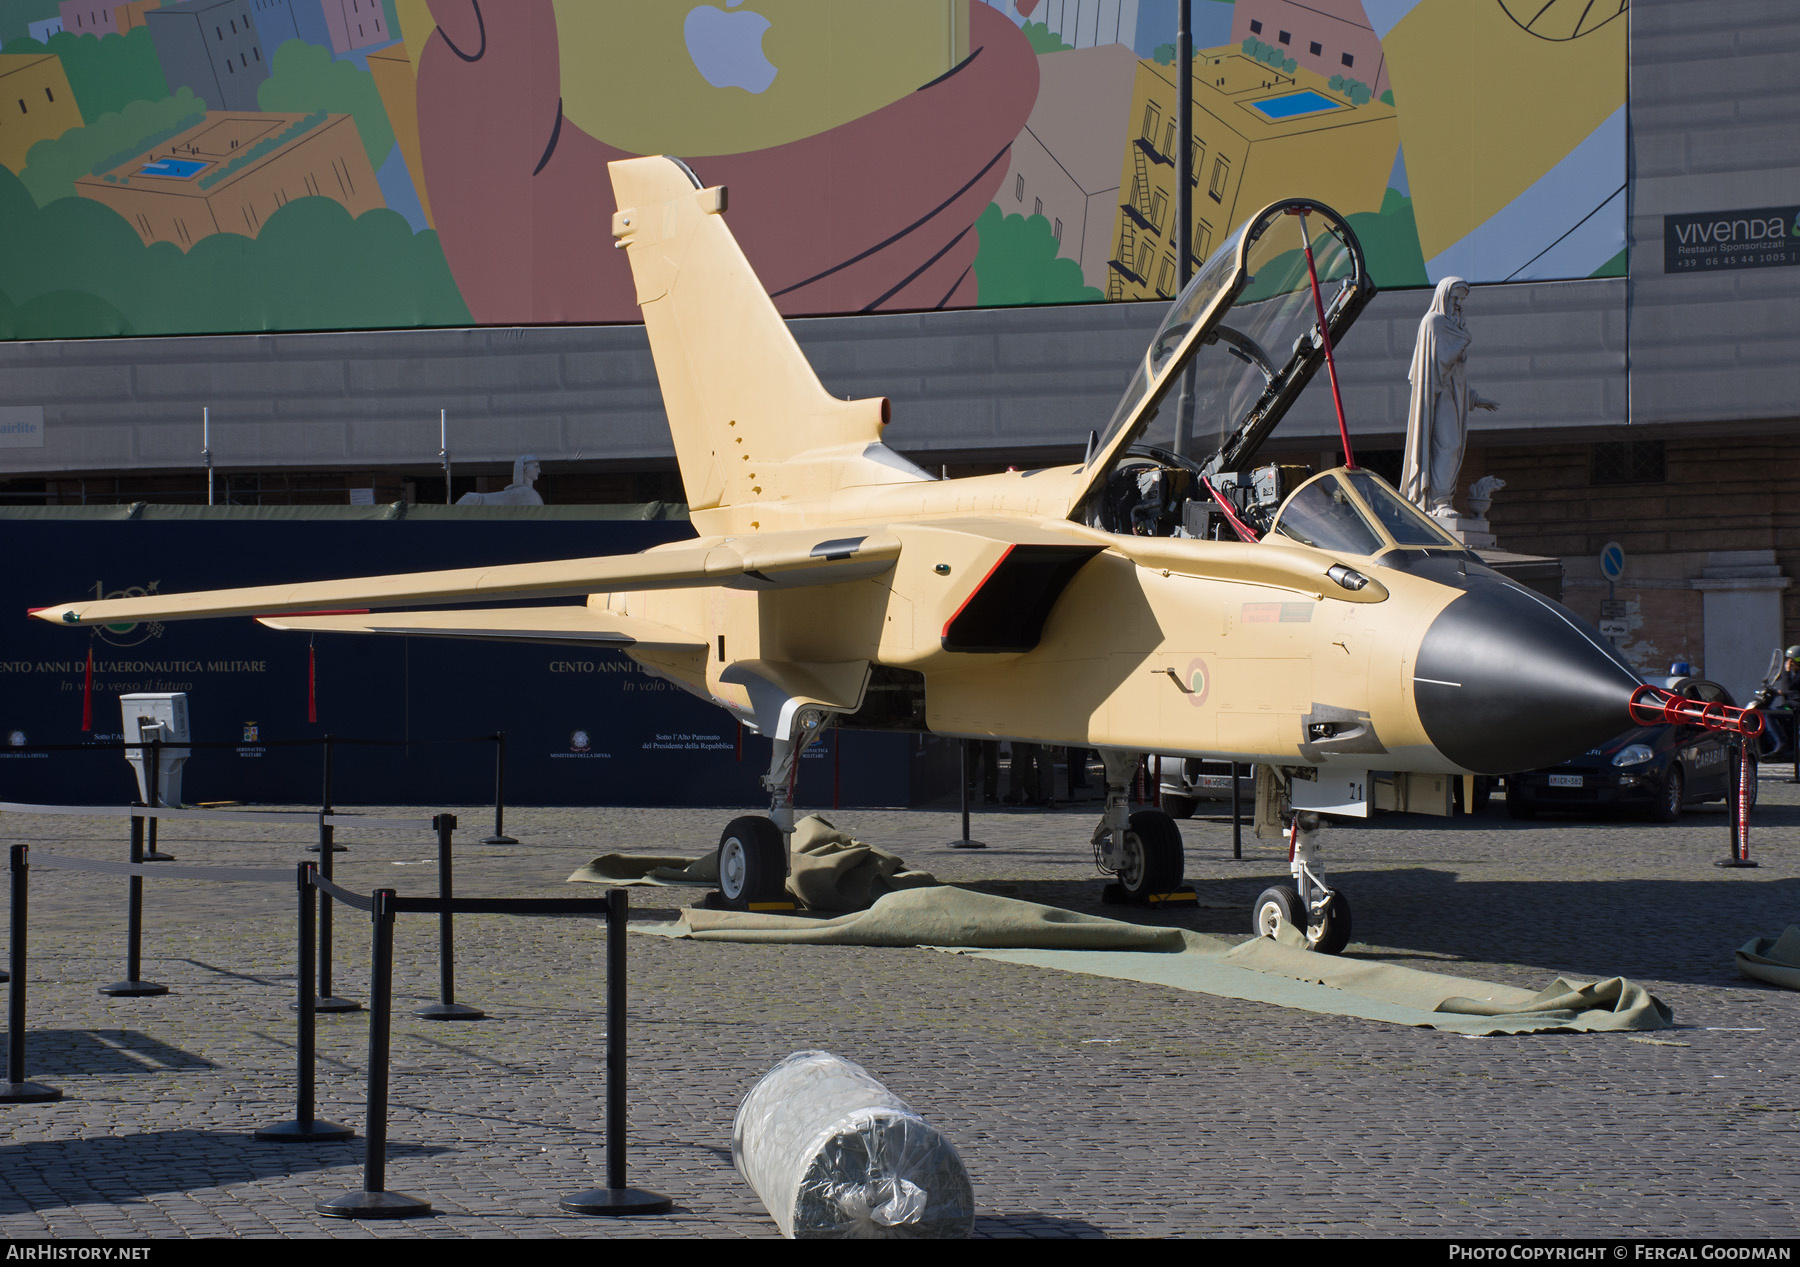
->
[1650, 765, 1684, 823]
[1159, 792, 1198, 820]
[1115, 809, 1184, 899]
[716, 815, 786, 909]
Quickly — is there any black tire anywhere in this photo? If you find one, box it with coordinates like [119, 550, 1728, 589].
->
[1159, 792, 1198, 820]
[1308, 891, 1353, 955]
[1252, 884, 1307, 938]
[1505, 783, 1537, 820]
[1116, 809, 1184, 898]
[1252, 883, 1353, 954]
[1650, 765, 1684, 823]
[716, 815, 786, 909]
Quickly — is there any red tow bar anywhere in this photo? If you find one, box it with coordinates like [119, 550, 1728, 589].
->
[1627, 684, 1764, 736]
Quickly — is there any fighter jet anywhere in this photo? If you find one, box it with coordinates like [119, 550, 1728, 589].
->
[34, 156, 1732, 951]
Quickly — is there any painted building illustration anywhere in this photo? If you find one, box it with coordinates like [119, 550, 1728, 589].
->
[1230, 0, 1389, 99]
[316, 0, 387, 54]
[73, 110, 383, 247]
[26, 17, 66, 43]
[1027, 0, 1141, 49]
[58, 2, 119, 37]
[146, 0, 269, 111]
[244, 0, 298, 49]
[1108, 47, 1397, 299]
[999, 41, 1139, 292]
[0, 53, 83, 173]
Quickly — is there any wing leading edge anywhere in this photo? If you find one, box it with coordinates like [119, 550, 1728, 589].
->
[30, 529, 902, 628]
[258, 606, 707, 652]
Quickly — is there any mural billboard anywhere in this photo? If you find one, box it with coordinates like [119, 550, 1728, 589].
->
[0, 0, 1626, 340]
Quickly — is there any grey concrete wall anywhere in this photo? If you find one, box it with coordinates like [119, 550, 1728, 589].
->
[0, 279, 1625, 477]
[1627, 0, 1800, 428]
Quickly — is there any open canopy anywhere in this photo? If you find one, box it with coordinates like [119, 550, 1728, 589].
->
[1066, 198, 1373, 518]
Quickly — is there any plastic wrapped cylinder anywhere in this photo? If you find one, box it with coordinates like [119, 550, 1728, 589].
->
[732, 1050, 974, 1239]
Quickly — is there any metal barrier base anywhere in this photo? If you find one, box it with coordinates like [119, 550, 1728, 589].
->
[99, 980, 167, 997]
[414, 1001, 485, 1021]
[315, 1190, 433, 1219]
[559, 1186, 673, 1216]
[1716, 858, 1760, 868]
[481, 834, 518, 846]
[0, 1081, 62, 1104]
[298, 996, 362, 1014]
[946, 838, 987, 849]
[255, 1117, 355, 1143]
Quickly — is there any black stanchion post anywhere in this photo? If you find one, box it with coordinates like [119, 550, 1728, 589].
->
[483, 732, 517, 845]
[259, 863, 353, 1141]
[313, 736, 359, 1013]
[142, 736, 172, 861]
[1, 845, 61, 1103]
[416, 814, 482, 1020]
[1230, 762, 1244, 861]
[317, 889, 430, 1219]
[561, 889, 670, 1215]
[947, 738, 986, 850]
[100, 808, 166, 997]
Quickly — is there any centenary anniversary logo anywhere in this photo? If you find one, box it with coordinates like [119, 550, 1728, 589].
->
[87, 580, 165, 647]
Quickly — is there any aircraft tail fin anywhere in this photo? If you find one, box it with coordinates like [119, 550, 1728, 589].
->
[609, 156, 899, 516]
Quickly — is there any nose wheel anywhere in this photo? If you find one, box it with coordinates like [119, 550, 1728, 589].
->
[1251, 883, 1352, 954]
[1251, 811, 1352, 954]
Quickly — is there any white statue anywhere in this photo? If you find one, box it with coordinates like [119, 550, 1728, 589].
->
[456, 455, 544, 506]
[1401, 277, 1498, 516]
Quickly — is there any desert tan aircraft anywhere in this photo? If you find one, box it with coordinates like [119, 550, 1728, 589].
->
[37, 156, 1685, 952]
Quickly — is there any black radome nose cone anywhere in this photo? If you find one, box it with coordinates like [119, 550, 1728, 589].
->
[1414, 581, 1642, 775]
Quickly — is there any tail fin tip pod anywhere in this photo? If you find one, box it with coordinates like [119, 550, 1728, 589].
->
[608, 155, 908, 520]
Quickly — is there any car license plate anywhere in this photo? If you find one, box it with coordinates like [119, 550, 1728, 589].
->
[1548, 774, 1584, 788]
[1197, 776, 1232, 788]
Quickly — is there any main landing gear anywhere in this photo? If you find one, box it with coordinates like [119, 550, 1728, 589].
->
[709, 706, 834, 911]
[1093, 749, 1190, 905]
[1252, 810, 1351, 954]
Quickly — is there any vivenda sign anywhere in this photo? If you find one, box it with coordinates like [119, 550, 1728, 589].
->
[1663, 206, 1800, 273]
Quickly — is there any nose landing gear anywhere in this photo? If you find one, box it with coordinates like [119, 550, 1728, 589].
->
[1252, 811, 1351, 954]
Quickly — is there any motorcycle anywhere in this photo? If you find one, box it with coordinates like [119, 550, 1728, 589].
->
[1747, 648, 1795, 761]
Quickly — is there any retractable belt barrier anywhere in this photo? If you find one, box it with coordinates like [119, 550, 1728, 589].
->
[294, 871, 671, 1220]
[0, 828, 672, 1220]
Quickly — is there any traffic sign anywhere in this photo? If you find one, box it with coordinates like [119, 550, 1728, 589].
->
[1600, 541, 1626, 583]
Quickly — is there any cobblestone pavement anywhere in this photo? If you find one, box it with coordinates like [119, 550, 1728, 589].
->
[0, 777, 1797, 1240]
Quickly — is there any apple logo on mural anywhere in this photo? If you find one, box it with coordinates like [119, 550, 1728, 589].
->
[684, 0, 779, 94]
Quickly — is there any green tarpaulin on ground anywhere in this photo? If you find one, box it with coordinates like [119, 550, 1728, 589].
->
[570, 814, 939, 912]
[641, 886, 1672, 1036]
[1736, 926, 1800, 991]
